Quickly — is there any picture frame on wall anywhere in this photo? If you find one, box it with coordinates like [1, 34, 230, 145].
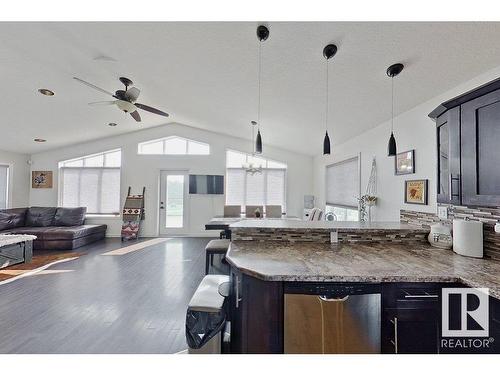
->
[395, 149, 415, 175]
[32, 171, 53, 189]
[404, 179, 428, 205]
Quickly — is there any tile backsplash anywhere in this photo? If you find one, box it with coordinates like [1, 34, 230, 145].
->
[400, 205, 500, 260]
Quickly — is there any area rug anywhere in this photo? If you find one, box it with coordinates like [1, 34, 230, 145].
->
[0, 251, 84, 282]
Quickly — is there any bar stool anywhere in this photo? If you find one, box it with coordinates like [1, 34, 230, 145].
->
[205, 239, 230, 275]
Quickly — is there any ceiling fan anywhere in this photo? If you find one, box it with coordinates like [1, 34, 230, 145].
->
[73, 76, 169, 122]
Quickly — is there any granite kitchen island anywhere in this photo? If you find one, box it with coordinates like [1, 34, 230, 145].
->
[225, 220, 500, 354]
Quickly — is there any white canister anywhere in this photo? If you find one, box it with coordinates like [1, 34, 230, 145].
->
[452, 219, 483, 258]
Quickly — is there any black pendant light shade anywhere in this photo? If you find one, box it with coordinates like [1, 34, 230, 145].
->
[387, 131, 397, 156]
[323, 131, 331, 155]
[256, 130, 263, 154]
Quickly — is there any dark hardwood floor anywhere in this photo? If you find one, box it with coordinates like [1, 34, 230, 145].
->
[0, 237, 223, 354]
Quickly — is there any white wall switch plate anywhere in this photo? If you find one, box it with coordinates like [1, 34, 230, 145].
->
[438, 206, 448, 220]
[330, 231, 338, 243]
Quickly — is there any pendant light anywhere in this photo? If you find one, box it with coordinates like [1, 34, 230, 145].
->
[322, 44, 337, 155]
[386, 63, 404, 156]
[255, 25, 269, 154]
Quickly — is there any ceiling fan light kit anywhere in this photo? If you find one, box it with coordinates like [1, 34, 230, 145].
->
[38, 88, 55, 96]
[73, 76, 169, 122]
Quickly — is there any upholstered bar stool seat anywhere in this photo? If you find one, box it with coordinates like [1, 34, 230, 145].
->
[205, 239, 230, 275]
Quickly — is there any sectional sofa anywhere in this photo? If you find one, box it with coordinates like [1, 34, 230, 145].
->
[0, 207, 107, 250]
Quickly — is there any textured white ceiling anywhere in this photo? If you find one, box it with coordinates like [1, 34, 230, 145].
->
[1, 22, 500, 155]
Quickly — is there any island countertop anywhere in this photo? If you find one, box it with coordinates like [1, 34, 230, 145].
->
[226, 240, 500, 299]
[229, 219, 427, 231]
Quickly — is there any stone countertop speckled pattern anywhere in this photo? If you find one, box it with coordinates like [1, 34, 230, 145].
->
[226, 241, 500, 299]
[229, 219, 428, 232]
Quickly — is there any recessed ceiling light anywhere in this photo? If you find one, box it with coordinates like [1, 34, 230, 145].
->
[38, 88, 55, 96]
[34, 138, 46, 143]
[108, 122, 117, 127]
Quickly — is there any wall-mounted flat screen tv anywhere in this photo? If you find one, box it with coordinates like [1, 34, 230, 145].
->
[189, 175, 224, 194]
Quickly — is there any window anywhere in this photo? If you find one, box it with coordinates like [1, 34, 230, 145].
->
[225, 150, 287, 212]
[59, 149, 121, 215]
[325, 156, 360, 221]
[0, 165, 9, 209]
[138, 136, 210, 155]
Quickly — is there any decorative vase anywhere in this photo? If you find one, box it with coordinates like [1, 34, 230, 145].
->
[255, 208, 261, 218]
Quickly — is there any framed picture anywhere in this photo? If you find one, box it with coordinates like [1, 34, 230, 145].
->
[32, 171, 53, 189]
[404, 179, 428, 205]
[395, 149, 415, 175]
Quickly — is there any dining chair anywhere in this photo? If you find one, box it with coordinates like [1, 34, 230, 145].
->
[265, 205, 282, 218]
[223, 205, 241, 217]
[245, 205, 264, 218]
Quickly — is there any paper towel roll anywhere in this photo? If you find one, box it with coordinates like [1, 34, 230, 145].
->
[453, 219, 483, 258]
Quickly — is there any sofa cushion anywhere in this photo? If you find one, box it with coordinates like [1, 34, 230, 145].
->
[25, 207, 57, 227]
[0, 208, 27, 231]
[54, 207, 86, 226]
[6, 226, 49, 240]
[39, 225, 107, 241]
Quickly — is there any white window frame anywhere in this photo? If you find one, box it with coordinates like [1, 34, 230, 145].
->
[225, 149, 287, 214]
[137, 136, 210, 155]
[58, 149, 122, 216]
[0, 163, 10, 209]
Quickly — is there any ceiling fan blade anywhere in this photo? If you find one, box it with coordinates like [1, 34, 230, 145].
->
[88, 100, 117, 106]
[135, 103, 169, 117]
[125, 87, 140, 102]
[73, 77, 115, 97]
[130, 110, 141, 122]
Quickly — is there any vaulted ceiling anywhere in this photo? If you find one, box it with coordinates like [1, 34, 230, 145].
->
[2, 22, 500, 155]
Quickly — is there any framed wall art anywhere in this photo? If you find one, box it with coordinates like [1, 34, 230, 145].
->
[404, 179, 428, 205]
[32, 171, 53, 189]
[395, 149, 415, 175]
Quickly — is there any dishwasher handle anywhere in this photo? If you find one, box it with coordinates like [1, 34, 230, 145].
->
[318, 295, 349, 302]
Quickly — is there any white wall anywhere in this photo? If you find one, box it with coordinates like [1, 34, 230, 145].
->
[313, 65, 500, 221]
[0, 149, 30, 208]
[29, 123, 313, 237]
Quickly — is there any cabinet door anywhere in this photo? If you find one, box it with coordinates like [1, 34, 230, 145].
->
[384, 308, 440, 354]
[436, 107, 461, 205]
[461, 90, 500, 206]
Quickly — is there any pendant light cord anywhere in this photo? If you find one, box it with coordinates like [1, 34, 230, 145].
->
[391, 76, 394, 133]
[325, 58, 329, 133]
[257, 39, 262, 133]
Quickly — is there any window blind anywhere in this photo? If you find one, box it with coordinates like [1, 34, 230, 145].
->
[326, 156, 360, 209]
[0, 165, 8, 209]
[226, 168, 286, 211]
[60, 167, 120, 214]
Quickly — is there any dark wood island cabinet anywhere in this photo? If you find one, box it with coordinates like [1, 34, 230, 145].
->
[229, 272, 500, 354]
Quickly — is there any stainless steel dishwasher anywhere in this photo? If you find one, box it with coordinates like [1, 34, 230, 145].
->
[284, 283, 381, 354]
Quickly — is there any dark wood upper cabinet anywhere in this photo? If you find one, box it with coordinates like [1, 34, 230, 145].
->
[436, 107, 461, 205]
[430, 77, 500, 207]
[461, 90, 500, 206]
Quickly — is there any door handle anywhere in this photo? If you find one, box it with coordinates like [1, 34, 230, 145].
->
[450, 174, 460, 198]
[390, 317, 398, 354]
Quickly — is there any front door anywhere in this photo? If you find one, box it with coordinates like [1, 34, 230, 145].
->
[159, 170, 188, 236]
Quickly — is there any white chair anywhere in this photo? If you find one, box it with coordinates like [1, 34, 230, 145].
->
[245, 205, 263, 218]
[308, 207, 324, 221]
[223, 205, 241, 218]
[265, 205, 282, 218]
